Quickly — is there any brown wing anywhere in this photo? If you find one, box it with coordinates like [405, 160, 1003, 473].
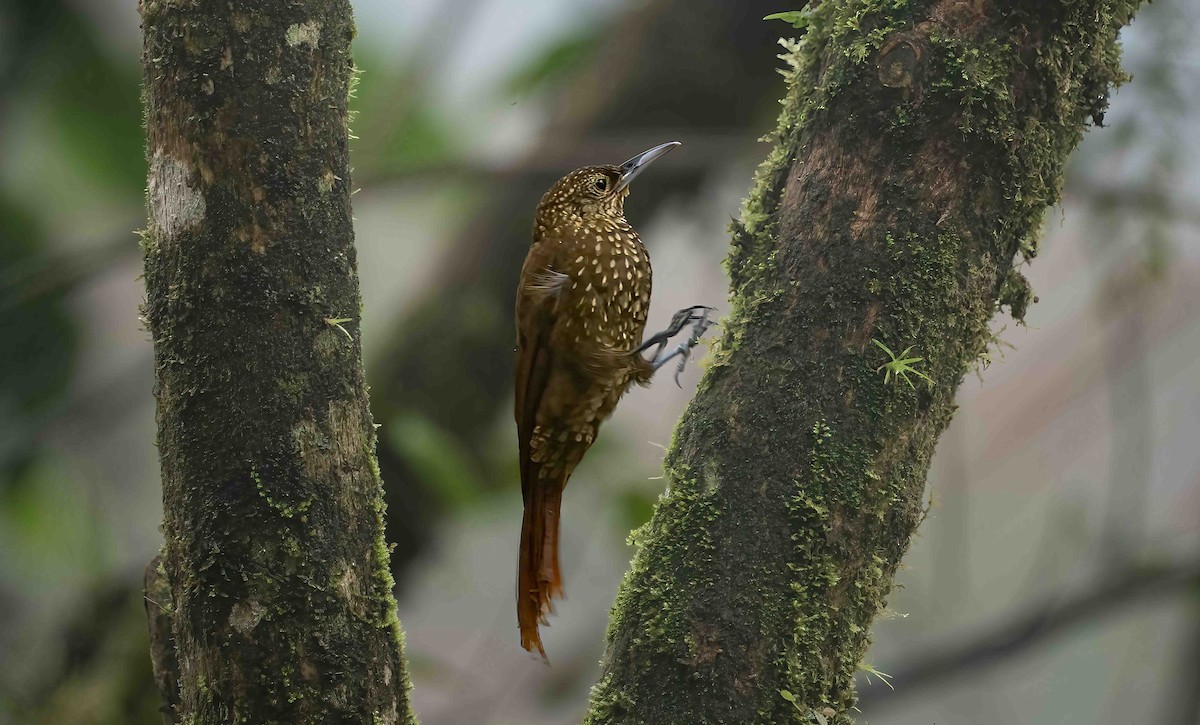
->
[514, 245, 568, 495]
[513, 241, 570, 658]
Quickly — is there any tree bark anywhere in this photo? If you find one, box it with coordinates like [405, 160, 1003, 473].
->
[586, 1, 1144, 722]
[139, 1, 417, 722]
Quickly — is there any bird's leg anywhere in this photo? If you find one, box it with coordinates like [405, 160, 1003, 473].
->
[636, 306, 715, 386]
[635, 305, 711, 358]
[654, 308, 714, 386]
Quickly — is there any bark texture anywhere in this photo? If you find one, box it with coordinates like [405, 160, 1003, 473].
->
[145, 556, 181, 724]
[140, 1, 416, 722]
[586, 1, 1143, 722]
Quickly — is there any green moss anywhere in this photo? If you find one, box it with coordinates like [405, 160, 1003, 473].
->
[587, 1, 1143, 722]
[278, 372, 311, 405]
[314, 326, 345, 360]
[999, 269, 1037, 322]
[830, 0, 914, 63]
[137, 227, 155, 254]
[252, 464, 313, 519]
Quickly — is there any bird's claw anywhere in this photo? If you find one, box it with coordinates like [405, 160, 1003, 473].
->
[644, 306, 715, 385]
[635, 305, 713, 357]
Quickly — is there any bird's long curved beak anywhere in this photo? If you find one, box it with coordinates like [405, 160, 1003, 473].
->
[616, 141, 681, 192]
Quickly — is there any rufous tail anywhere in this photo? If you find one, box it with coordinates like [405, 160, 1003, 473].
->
[518, 470, 565, 660]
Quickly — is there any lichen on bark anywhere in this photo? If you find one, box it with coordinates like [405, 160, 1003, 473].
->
[139, 1, 417, 722]
[586, 1, 1144, 722]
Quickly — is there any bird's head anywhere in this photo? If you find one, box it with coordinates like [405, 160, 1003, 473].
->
[535, 142, 680, 229]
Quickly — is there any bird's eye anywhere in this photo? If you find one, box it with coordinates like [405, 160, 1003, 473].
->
[594, 177, 608, 192]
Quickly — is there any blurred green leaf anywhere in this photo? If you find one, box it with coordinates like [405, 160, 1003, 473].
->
[386, 411, 485, 508]
[40, 12, 145, 194]
[0, 456, 107, 582]
[371, 105, 454, 172]
[347, 51, 456, 175]
[0, 193, 77, 472]
[504, 30, 599, 97]
[615, 487, 657, 534]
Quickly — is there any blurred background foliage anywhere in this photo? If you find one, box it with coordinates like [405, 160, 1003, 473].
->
[0, 1, 1197, 724]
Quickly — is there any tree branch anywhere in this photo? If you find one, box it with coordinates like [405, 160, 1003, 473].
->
[586, 1, 1146, 722]
[139, 1, 417, 721]
[861, 558, 1200, 710]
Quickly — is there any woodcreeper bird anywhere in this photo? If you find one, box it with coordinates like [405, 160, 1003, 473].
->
[514, 141, 713, 658]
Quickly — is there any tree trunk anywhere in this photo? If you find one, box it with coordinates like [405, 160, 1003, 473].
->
[139, 1, 417, 722]
[586, 1, 1143, 722]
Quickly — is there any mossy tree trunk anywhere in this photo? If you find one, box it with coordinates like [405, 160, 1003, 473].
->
[139, 1, 416, 722]
[586, 1, 1143, 722]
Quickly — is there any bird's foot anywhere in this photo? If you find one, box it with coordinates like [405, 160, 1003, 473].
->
[638, 306, 715, 386]
[635, 305, 711, 356]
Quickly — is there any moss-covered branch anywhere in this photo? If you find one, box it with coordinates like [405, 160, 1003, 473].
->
[586, 1, 1143, 722]
[139, 1, 417, 721]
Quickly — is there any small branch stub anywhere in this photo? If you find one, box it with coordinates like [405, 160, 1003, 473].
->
[877, 37, 923, 90]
